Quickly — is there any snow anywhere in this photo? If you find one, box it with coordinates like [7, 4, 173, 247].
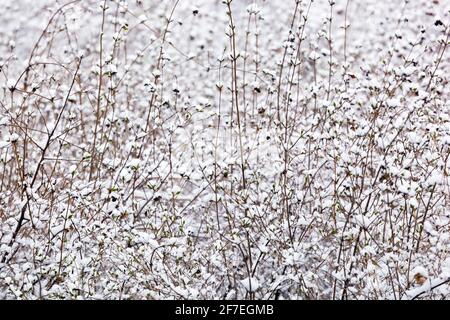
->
[0, 0, 449, 301]
[240, 277, 260, 293]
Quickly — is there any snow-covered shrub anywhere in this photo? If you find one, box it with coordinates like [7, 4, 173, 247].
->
[0, 0, 449, 299]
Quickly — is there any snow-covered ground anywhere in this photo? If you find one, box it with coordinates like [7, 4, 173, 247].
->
[0, 0, 449, 299]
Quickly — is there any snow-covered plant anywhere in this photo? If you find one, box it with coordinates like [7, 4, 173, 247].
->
[0, 0, 449, 300]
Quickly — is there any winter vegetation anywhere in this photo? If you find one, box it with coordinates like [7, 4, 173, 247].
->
[0, 0, 449, 300]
